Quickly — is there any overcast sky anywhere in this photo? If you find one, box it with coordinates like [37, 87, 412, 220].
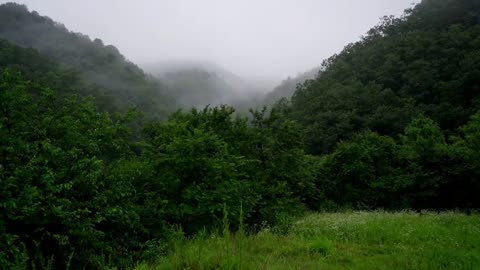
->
[3, 0, 418, 81]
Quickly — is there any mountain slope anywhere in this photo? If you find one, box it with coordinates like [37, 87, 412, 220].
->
[144, 60, 268, 110]
[283, 0, 480, 154]
[0, 38, 124, 110]
[145, 61, 236, 108]
[264, 67, 320, 104]
[0, 3, 175, 117]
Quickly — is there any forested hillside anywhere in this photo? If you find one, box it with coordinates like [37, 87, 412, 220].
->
[0, 39, 124, 111]
[0, 3, 175, 117]
[1, 0, 480, 269]
[145, 61, 268, 111]
[264, 66, 320, 104]
[284, 0, 480, 154]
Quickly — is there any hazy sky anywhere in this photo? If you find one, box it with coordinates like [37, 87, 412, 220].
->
[3, 0, 418, 80]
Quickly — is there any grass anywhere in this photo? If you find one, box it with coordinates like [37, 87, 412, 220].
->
[136, 211, 480, 270]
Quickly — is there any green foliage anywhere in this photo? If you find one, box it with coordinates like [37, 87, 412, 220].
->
[445, 112, 480, 208]
[397, 117, 448, 208]
[0, 69, 316, 268]
[0, 70, 149, 268]
[143, 106, 255, 233]
[0, 38, 121, 112]
[247, 107, 315, 222]
[142, 105, 314, 232]
[283, 0, 480, 154]
[316, 132, 403, 209]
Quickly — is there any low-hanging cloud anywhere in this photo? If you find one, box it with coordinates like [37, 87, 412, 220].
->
[1, 0, 418, 81]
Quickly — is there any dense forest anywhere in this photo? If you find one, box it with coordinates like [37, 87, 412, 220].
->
[1, 0, 479, 269]
[286, 0, 480, 154]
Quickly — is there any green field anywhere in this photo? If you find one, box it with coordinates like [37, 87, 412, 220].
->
[137, 211, 480, 270]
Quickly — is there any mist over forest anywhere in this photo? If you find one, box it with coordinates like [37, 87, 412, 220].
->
[1, 0, 480, 269]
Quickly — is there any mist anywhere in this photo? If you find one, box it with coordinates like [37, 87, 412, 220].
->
[1, 0, 418, 82]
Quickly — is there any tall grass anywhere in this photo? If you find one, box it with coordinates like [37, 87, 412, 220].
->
[137, 211, 480, 270]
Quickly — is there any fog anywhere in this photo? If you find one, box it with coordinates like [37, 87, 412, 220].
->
[2, 0, 418, 81]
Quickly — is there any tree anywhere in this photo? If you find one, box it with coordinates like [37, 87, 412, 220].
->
[0, 70, 147, 269]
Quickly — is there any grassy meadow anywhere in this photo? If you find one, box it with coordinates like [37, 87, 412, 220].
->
[137, 211, 480, 270]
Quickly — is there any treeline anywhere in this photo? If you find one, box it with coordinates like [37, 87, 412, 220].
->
[315, 117, 480, 210]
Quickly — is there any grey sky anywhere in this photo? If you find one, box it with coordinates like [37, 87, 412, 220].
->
[3, 0, 418, 80]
